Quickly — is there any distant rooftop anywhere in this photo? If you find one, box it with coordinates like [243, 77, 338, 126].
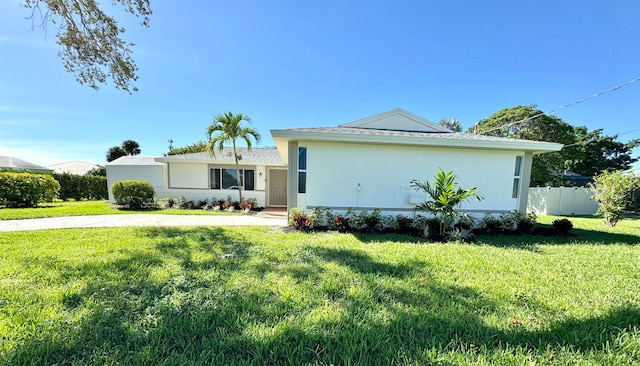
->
[0, 156, 51, 171]
[47, 161, 99, 175]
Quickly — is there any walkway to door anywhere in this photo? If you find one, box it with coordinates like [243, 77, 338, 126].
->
[257, 207, 287, 217]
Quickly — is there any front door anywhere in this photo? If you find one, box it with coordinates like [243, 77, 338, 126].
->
[269, 169, 287, 206]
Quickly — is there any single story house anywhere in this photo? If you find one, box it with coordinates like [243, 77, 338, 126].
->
[47, 161, 100, 175]
[0, 156, 52, 172]
[106, 150, 286, 207]
[107, 109, 563, 214]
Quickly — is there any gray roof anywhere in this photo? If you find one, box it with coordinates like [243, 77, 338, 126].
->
[107, 156, 165, 166]
[281, 127, 545, 144]
[0, 156, 52, 171]
[157, 147, 283, 165]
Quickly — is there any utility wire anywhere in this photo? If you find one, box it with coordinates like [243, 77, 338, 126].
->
[475, 76, 640, 135]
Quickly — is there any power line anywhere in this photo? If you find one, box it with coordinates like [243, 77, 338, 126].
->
[475, 76, 640, 135]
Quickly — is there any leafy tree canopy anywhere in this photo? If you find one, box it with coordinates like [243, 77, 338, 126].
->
[568, 127, 639, 177]
[121, 139, 141, 155]
[471, 105, 577, 186]
[167, 141, 208, 156]
[106, 140, 141, 162]
[86, 166, 106, 176]
[106, 146, 126, 162]
[438, 118, 462, 132]
[23, 0, 152, 93]
[471, 105, 638, 186]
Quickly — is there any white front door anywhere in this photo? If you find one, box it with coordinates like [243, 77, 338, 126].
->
[269, 169, 287, 206]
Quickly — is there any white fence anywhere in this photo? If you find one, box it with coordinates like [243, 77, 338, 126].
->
[527, 187, 599, 216]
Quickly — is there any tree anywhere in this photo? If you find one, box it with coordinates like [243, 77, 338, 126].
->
[567, 127, 639, 177]
[167, 141, 208, 155]
[121, 139, 141, 155]
[106, 146, 126, 162]
[410, 169, 483, 238]
[438, 118, 462, 132]
[86, 166, 106, 176]
[589, 170, 639, 226]
[23, 0, 152, 93]
[470, 105, 578, 186]
[106, 140, 141, 162]
[206, 112, 261, 204]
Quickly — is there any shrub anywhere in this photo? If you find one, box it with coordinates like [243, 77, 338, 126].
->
[395, 215, 414, 233]
[453, 213, 475, 231]
[590, 170, 640, 226]
[448, 228, 475, 243]
[363, 208, 383, 233]
[157, 198, 178, 209]
[111, 180, 155, 209]
[288, 207, 312, 232]
[477, 213, 501, 235]
[380, 215, 397, 232]
[195, 199, 209, 209]
[53, 173, 107, 201]
[240, 201, 252, 210]
[311, 206, 330, 229]
[0, 172, 60, 208]
[423, 217, 442, 240]
[245, 198, 258, 209]
[552, 218, 573, 236]
[334, 215, 349, 232]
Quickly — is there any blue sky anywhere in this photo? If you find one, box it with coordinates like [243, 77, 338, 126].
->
[1, 1, 639, 167]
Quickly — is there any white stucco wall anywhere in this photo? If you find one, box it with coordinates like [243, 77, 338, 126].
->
[301, 142, 523, 213]
[168, 163, 208, 189]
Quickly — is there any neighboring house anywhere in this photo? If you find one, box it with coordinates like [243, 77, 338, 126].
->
[0, 156, 52, 172]
[106, 150, 285, 207]
[106, 109, 563, 213]
[561, 170, 593, 187]
[47, 161, 99, 175]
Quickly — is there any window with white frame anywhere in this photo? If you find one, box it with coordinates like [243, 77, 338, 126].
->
[210, 168, 255, 190]
[512, 156, 522, 198]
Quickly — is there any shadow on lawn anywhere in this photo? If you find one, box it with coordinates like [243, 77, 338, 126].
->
[5, 228, 640, 365]
[475, 224, 639, 249]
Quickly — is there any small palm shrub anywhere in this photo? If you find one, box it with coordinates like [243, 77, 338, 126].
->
[111, 180, 155, 209]
[411, 169, 483, 237]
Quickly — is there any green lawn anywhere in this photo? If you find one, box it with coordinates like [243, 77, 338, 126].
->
[1, 218, 639, 365]
[0, 200, 240, 220]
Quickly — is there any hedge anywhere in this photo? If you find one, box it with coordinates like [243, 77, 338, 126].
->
[53, 173, 108, 201]
[0, 172, 60, 208]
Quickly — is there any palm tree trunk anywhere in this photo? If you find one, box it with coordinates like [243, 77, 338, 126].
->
[233, 142, 243, 204]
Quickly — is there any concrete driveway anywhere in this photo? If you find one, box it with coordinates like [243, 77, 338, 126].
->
[0, 214, 288, 232]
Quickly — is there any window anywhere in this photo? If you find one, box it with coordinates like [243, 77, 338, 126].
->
[210, 168, 255, 190]
[512, 156, 523, 198]
[298, 147, 306, 193]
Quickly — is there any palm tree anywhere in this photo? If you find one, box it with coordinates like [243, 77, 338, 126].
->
[121, 140, 141, 155]
[206, 112, 261, 203]
[106, 146, 126, 162]
[411, 169, 483, 237]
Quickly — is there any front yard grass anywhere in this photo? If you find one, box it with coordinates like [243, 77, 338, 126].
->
[0, 200, 241, 220]
[0, 218, 639, 365]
